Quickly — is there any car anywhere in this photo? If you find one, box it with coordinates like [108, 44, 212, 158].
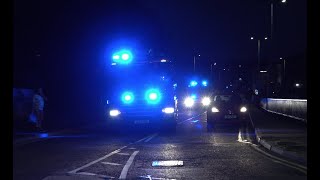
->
[206, 93, 249, 126]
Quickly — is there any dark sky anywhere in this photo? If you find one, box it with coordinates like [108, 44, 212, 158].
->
[14, 0, 306, 85]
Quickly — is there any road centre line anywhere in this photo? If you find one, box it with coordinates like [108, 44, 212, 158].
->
[68, 145, 127, 174]
[177, 112, 205, 124]
[144, 133, 158, 142]
[119, 151, 140, 179]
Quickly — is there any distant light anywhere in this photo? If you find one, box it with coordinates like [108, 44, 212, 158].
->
[223, 69, 226, 71]
[250, 37, 254, 40]
[112, 49, 133, 64]
[280, 57, 283, 60]
[226, 86, 229, 89]
[39, 133, 48, 138]
[121, 53, 129, 60]
[184, 97, 195, 107]
[273, 92, 275, 94]
[264, 37, 268, 40]
[190, 80, 198, 87]
[160, 59, 167, 62]
[198, 54, 201, 57]
[239, 65, 242, 68]
[295, 83, 300, 87]
[214, 63, 217, 65]
[202, 80, 208, 86]
[230, 84, 232, 87]
[260, 70, 267, 73]
[281, 0, 286, 3]
[110, 109, 121, 116]
[239, 77, 242, 81]
[162, 107, 174, 114]
[255, 89, 259, 95]
[111, 62, 117, 66]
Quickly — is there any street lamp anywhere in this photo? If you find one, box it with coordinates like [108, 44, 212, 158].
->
[250, 36, 268, 70]
[270, 0, 287, 40]
[193, 54, 201, 73]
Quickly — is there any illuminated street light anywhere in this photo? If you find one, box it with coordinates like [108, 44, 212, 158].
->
[264, 37, 268, 40]
[250, 37, 254, 40]
[282, 0, 286, 3]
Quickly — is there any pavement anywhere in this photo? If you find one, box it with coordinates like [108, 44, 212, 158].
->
[248, 105, 307, 165]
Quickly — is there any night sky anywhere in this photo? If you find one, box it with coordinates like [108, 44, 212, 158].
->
[14, 0, 306, 85]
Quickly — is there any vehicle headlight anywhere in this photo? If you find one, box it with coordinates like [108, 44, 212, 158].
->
[109, 109, 121, 116]
[211, 107, 219, 113]
[201, 97, 211, 106]
[240, 106, 247, 113]
[162, 107, 174, 114]
[184, 97, 194, 107]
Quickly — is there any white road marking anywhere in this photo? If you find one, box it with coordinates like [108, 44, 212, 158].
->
[68, 146, 127, 174]
[73, 172, 115, 179]
[177, 112, 205, 124]
[119, 151, 139, 179]
[251, 144, 307, 174]
[128, 147, 136, 150]
[135, 135, 153, 143]
[101, 162, 122, 166]
[117, 152, 130, 156]
[144, 133, 158, 142]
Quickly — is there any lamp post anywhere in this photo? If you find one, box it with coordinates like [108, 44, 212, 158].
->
[250, 36, 268, 70]
[193, 54, 200, 73]
[270, 0, 287, 40]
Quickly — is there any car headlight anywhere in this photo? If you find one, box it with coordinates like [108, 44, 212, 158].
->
[162, 107, 174, 114]
[201, 97, 211, 106]
[240, 106, 247, 113]
[109, 109, 121, 116]
[211, 107, 219, 113]
[184, 97, 194, 107]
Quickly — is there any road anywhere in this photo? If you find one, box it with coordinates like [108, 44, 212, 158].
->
[13, 110, 307, 179]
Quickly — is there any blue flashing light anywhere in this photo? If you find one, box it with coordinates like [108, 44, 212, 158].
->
[191, 94, 197, 99]
[145, 88, 162, 104]
[121, 91, 134, 104]
[202, 80, 208, 86]
[190, 80, 198, 87]
[112, 49, 133, 64]
[39, 133, 48, 138]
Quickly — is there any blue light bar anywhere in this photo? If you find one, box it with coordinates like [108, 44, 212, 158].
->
[112, 49, 133, 64]
[190, 81, 198, 87]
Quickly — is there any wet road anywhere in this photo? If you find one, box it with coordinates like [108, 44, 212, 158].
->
[13, 110, 307, 179]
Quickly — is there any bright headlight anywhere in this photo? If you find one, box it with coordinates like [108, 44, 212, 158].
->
[201, 97, 211, 106]
[110, 109, 121, 116]
[184, 97, 194, 107]
[162, 107, 174, 114]
[211, 107, 219, 113]
[240, 106, 247, 112]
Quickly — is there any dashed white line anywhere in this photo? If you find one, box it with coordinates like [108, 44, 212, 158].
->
[119, 151, 140, 179]
[144, 133, 158, 142]
[68, 145, 127, 174]
[117, 152, 130, 156]
[101, 162, 122, 166]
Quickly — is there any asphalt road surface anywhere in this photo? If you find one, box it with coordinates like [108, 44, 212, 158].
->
[13, 110, 307, 180]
